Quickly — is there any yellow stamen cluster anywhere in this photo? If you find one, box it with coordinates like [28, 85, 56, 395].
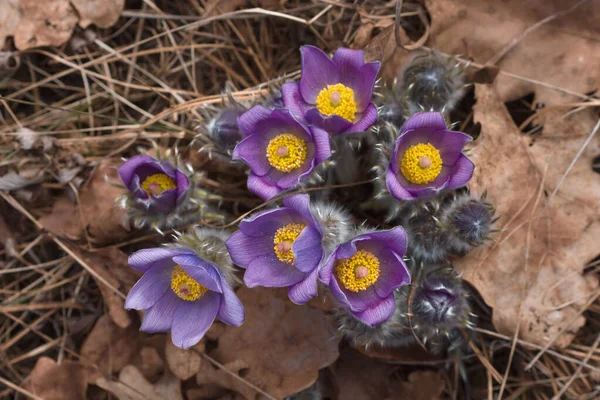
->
[273, 223, 306, 264]
[266, 133, 307, 173]
[335, 250, 380, 292]
[315, 83, 357, 122]
[400, 143, 443, 184]
[141, 173, 177, 197]
[170, 265, 208, 301]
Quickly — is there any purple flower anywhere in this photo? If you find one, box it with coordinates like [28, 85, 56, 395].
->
[125, 246, 244, 349]
[281, 46, 380, 134]
[226, 195, 323, 305]
[118, 155, 190, 214]
[233, 106, 331, 200]
[318, 227, 410, 326]
[385, 112, 474, 200]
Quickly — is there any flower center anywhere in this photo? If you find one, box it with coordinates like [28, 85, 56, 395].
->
[400, 143, 443, 184]
[335, 250, 380, 292]
[141, 173, 177, 198]
[266, 133, 307, 173]
[170, 265, 208, 301]
[315, 83, 357, 122]
[273, 223, 306, 264]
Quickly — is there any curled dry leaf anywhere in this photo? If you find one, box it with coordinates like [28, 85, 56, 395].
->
[80, 315, 141, 383]
[195, 359, 255, 400]
[454, 84, 600, 347]
[0, 0, 21, 49]
[96, 365, 183, 400]
[70, 0, 124, 28]
[212, 287, 341, 399]
[0, 170, 44, 191]
[133, 346, 165, 382]
[13, 0, 78, 50]
[23, 356, 87, 400]
[165, 334, 204, 381]
[387, 370, 445, 400]
[39, 196, 82, 240]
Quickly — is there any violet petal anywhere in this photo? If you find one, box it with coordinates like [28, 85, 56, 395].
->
[299, 46, 339, 103]
[217, 283, 245, 326]
[172, 255, 223, 293]
[140, 290, 179, 333]
[125, 263, 172, 310]
[171, 291, 220, 349]
[288, 268, 319, 305]
[244, 254, 306, 287]
[353, 294, 395, 326]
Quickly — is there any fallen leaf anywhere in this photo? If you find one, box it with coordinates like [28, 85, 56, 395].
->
[165, 334, 204, 381]
[387, 370, 445, 400]
[39, 196, 82, 240]
[0, 0, 21, 49]
[212, 287, 341, 399]
[454, 83, 600, 347]
[196, 359, 255, 400]
[81, 315, 141, 383]
[70, 0, 124, 28]
[133, 346, 165, 382]
[353, 343, 443, 364]
[14, 0, 79, 50]
[79, 159, 129, 244]
[24, 357, 87, 400]
[0, 170, 44, 191]
[96, 365, 183, 400]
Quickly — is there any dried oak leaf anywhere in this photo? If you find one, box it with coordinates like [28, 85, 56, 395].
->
[39, 196, 82, 240]
[195, 359, 255, 400]
[212, 287, 341, 399]
[96, 365, 183, 400]
[453, 84, 600, 347]
[24, 357, 87, 400]
[133, 346, 165, 382]
[425, 0, 600, 104]
[79, 159, 129, 245]
[81, 315, 141, 383]
[165, 334, 205, 381]
[70, 0, 124, 28]
[14, 0, 79, 50]
[387, 370, 445, 400]
[0, 0, 21, 49]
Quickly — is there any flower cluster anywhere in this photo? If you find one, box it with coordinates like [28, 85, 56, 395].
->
[118, 46, 493, 352]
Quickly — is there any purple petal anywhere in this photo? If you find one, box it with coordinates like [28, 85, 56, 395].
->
[125, 263, 172, 310]
[347, 103, 378, 133]
[447, 155, 475, 189]
[172, 255, 223, 293]
[329, 275, 380, 312]
[299, 46, 339, 103]
[288, 268, 318, 305]
[428, 130, 472, 165]
[118, 155, 156, 188]
[385, 165, 417, 201]
[226, 231, 274, 267]
[238, 207, 296, 236]
[281, 82, 311, 122]
[353, 63, 380, 112]
[237, 105, 272, 138]
[274, 166, 308, 189]
[128, 247, 193, 273]
[362, 227, 407, 256]
[146, 188, 178, 214]
[373, 249, 410, 298]
[332, 48, 379, 112]
[217, 284, 244, 326]
[232, 134, 272, 176]
[248, 173, 280, 200]
[175, 170, 190, 201]
[317, 253, 336, 285]
[332, 48, 365, 84]
[310, 126, 332, 162]
[171, 292, 220, 349]
[353, 294, 395, 326]
[282, 194, 312, 222]
[244, 254, 306, 287]
[306, 108, 352, 134]
[140, 290, 179, 333]
[292, 226, 323, 273]
[401, 112, 446, 134]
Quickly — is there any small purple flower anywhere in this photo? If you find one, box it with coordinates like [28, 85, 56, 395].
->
[125, 246, 244, 349]
[233, 106, 331, 200]
[385, 112, 474, 200]
[118, 155, 190, 214]
[226, 194, 323, 305]
[318, 227, 410, 326]
[281, 46, 380, 134]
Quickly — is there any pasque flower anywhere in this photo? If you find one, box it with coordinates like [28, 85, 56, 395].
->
[281, 46, 380, 134]
[226, 195, 323, 304]
[385, 112, 474, 200]
[233, 106, 331, 200]
[125, 228, 244, 349]
[318, 227, 410, 326]
[118, 155, 190, 215]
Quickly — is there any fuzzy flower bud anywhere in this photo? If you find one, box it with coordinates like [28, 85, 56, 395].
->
[208, 108, 244, 153]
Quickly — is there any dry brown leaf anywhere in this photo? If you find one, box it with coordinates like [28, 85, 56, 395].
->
[353, 343, 443, 363]
[79, 159, 129, 244]
[196, 359, 255, 400]
[81, 314, 141, 383]
[39, 196, 82, 240]
[165, 334, 204, 381]
[96, 365, 183, 400]
[453, 83, 600, 347]
[13, 0, 78, 50]
[212, 287, 341, 399]
[69, 245, 140, 328]
[24, 356, 87, 400]
[133, 346, 165, 382]
[0, 0, 21, 49]
[387, 370, 445, 400]
[70, 0, 124, 28]
[426, 0, 600, 104]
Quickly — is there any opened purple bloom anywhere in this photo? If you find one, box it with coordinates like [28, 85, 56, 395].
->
[233, 106, 331, 200]
[318, 227, 410, 326]
[125, 247, 244, 349]
[385, 112, 474, 200]
[118, 155, 190, 214]
[226, 195, 323, 305]
[281, 46, 380, 134]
